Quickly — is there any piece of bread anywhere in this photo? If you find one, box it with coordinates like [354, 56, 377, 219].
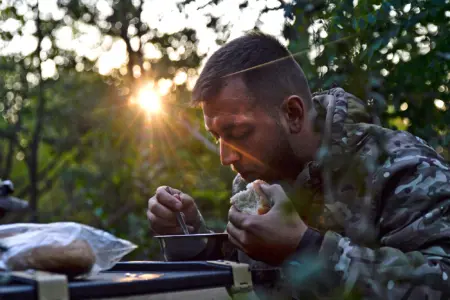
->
[230, 180, 272, 215]
[7, 239, 96, 278]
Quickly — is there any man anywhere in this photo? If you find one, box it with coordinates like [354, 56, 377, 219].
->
[147, 32, 450, 299]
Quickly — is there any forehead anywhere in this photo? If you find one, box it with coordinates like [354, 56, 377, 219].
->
[202, 77, 259, 129]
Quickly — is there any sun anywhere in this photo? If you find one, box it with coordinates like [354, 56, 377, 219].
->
[136, 86, 162, 114]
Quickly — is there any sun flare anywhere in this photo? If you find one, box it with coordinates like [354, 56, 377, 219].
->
[136, 86, 162, 114]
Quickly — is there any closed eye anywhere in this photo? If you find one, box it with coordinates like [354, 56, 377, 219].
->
[227, 127, 253, 141]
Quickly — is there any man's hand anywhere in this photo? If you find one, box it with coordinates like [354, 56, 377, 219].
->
[147, 186, 202, 235]
[227, 183, 308, 265]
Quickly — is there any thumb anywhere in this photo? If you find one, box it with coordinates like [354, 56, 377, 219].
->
[258, 183, 290, 207]
[259, 183, 299, 222]
[179, 192, 195, 207]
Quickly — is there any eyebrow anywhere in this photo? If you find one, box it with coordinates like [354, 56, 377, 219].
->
[206, 122, 248, 136]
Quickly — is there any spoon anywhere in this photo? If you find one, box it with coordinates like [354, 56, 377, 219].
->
[173, 194, 190, 235]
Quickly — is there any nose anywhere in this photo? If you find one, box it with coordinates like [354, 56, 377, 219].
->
[219, 140, 240, 166]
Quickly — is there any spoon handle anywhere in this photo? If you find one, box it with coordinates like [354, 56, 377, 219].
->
[176, 212, 190, 235]
[173, 193, 190, 235]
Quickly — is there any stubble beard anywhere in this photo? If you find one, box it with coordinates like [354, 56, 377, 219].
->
[265, 124, 302, 183]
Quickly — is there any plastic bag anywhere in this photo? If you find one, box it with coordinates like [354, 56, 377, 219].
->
[0, 222, 137, 277]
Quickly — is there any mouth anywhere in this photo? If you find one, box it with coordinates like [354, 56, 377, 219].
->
[239, 171, 256, 181]
[232, 165, 257, 181]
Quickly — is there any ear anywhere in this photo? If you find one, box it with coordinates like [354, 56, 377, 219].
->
[280, 95, 305, 134]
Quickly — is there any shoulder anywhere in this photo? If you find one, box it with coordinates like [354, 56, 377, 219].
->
[343, 124, 449, 201]
[372, 129, 450, 206]
[347, 124, 447, 173]
[377, 129, 448, 174]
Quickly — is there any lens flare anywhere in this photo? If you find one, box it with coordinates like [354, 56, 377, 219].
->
[137, 86, 162, 114]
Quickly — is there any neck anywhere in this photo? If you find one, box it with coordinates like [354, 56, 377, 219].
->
[293, 130, 321, 163]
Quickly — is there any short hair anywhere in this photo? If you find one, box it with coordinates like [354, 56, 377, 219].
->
[191, 31, 312, 112]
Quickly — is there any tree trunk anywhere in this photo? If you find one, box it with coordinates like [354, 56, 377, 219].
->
[28, 3, 46, 222]
[2, 139, 16, 179]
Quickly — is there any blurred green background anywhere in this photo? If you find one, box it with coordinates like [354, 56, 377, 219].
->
[0, 0, 448, 260]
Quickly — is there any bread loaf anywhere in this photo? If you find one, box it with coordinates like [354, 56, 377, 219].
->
[7, 239, 96, 278]
[230, 179, 272, 215]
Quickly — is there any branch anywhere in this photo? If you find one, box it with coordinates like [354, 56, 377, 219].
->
[197, 0, 218, 10]
[0, 129, 17, 140]
[0, 143, 3, 174]
[0, 129, 63, 150]
[0, 127, 27, 141]
[253, 1, 286, 30]
[136, 0, 147, 79]
[38, 163, 67, 196]
[2, 139, 15, 179]
[136, 0, 145, 38]
[261, 3, 284, 14]
[16, 151, 71, 199]
[38, 154, 64, 179]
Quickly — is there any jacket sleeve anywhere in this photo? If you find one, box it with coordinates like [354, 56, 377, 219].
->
[289, 150, 450, 299]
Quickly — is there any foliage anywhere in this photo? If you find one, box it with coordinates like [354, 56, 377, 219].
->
[282, 0, 449, 158]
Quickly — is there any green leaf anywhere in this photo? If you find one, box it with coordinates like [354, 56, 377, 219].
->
[381, 1, 391, 13]
[359, 18, 366, 30]
[352, 19, 359, 31]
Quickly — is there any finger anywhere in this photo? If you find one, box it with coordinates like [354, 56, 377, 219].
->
[155, 186, 182, 211]
[148, 196, 156, 210]
[148, 213, 185, 235]
[227, 231, 245, 252]
[179, 192, 195, 208]
[164, 186, 182, 196]
[228, 206, 255, 231]
[147, 210, 177, 227]
[259, 183, 291, 209]
[149, 201, 177, 221]
[148, 211, 195, 235]
[147, 211, 176, 232]
[226, 221, 246, 249]
[147, 211, 179, 235]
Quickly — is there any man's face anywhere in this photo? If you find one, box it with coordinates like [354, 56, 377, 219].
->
[202, 77, 298, 183]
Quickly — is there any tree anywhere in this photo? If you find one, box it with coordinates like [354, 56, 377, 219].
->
[282, 0, 449, 158]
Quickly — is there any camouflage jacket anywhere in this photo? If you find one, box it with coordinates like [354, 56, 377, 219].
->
[163, 87, 450, 299]
[229, 87, 450, 299]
